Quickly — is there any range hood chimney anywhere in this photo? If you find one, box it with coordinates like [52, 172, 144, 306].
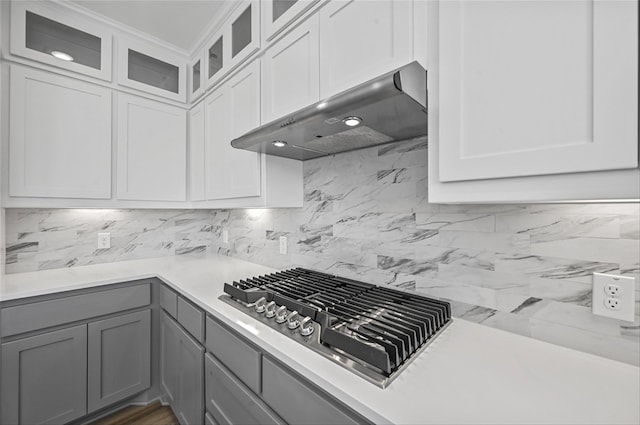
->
[231, 62, 427, 160]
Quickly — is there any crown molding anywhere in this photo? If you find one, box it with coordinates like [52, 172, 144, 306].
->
[188, 1, 242, 59]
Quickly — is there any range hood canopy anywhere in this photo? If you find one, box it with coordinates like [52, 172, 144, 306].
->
[231, 61, 427, 161]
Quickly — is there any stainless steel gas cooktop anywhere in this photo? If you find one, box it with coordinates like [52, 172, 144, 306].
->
[220, 268, 452, 388]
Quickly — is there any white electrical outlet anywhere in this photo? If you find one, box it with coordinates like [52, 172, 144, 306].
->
[222, 230, 229, 244]
[97, 232, 110, 249]
[604, 283, 622, 297]
[604, 297, 621, 310]
[279, 236, 287, 255]
[592, 273, 636, 322]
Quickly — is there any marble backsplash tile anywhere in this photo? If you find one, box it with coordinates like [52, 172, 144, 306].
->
[3, 137, 639, 366]
[5, 209, 212, 273]
[209, 138, 640, 366]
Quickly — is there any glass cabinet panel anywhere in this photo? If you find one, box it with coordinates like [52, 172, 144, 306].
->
[232, 5, 252, 58]
[193, 60, 201, 93]
[25, 11, 101, 70]
[273, 1, 298, 22]
[128, 49, 179, 94]
[208, 37, 224, 78]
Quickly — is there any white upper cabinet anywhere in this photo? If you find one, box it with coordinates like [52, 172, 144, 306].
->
[261, 14, 320, 123]
[118, 38, 187, 102]
[413, 0, 427, 69]
[204, 0, 260, 89]
[437, 0, 638, 183]
[189, 53, 205, 102]
[9, 66, 112, 199]
[205, 60, 262, 200]
[10, 1, 113, 81]
[189, 102, 206, 201]
[318, 0, 413, 98]
[262, 0, 320, 42]
[117, 94, 187, 201]
[429, 0, 639, 202]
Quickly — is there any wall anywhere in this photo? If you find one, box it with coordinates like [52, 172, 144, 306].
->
[210, 138, 640, 366]
[4, 209, 213, 273]
[3, 138, 639, 365]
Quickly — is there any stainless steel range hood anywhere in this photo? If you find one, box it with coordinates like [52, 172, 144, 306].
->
[231, 62, 427, 160]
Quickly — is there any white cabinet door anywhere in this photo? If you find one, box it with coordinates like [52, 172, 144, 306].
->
[413, 0, 427, 69]
[117, 38, 187, 103]
[117, 94, 187, 201]
[319, 0, 413, 98]
[227, 61, 262, 197]
[205, 60, 261, 200]
[9, 66, 112, 199]
[261, 14, 319, 123]
[437, 0, 638, 182]
[204, 0, 260, 90]
[10, 1, 113, 81]
[190, 53, 205, 103]
[204, 85, 230, 200]
[189, 102, 206, 201]
[262, 0, 320, 42]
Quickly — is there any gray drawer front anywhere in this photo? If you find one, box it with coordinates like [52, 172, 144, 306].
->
[177, 297, 204, 342]
[205, 354, 283, 425]
[160, 285, 178, 318]
[205, 412, 217, 425]
[205, 317, 261, 393]
[262, 357, 363, 425]
[1, 283, 151, 337]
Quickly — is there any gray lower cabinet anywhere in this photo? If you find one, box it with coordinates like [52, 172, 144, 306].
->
[160, 310, 180, 405]
[0, 281, 153, 425]
[204, 353, 284, 425]
[205, 412, 218, 425]
[87, 309, 152, 412]
[160, 311, 204, 425]
[0, 325, 88, 425]
[262, 357, 366, 425]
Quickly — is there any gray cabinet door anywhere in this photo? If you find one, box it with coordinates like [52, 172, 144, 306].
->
[160, 311, 180, 405]
[176, 325, 205, 425]
[87, 309, 151, 412]
[205, 353, 284, 425]
[1, 325, 87, 425]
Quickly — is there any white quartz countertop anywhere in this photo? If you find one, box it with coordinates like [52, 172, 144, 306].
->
[2, 254, 639, 424]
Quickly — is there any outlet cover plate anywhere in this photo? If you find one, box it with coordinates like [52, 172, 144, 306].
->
[592, 273, 636, 322]
[97, 232, 111, 249]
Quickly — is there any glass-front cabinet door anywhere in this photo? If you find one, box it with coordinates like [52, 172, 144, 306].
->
[205, 0, 260, 89]
[262, 0, 319, 42]
[117, 38, 187, 102]
[190, 53, 205, 102]
[10, 1, 113, 81]
[207, 33, 225, 84]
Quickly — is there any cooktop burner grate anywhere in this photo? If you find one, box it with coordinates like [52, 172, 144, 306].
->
[221, 267, 452, 388]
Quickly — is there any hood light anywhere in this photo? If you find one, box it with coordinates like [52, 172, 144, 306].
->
[51, 51, 74, 61]
[272, 141, 287, 148]
[342, 116, 362, 127]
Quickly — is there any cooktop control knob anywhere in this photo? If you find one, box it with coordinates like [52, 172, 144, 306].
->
[299, 316, 314, 336]
[275, 305, 288, 323]
[286, 311, 300, 329]
[254, 297, 267, 314]
[265, 301, 277, 318]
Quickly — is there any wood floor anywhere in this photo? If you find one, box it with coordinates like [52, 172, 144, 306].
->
[92, 401, 179, 425]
